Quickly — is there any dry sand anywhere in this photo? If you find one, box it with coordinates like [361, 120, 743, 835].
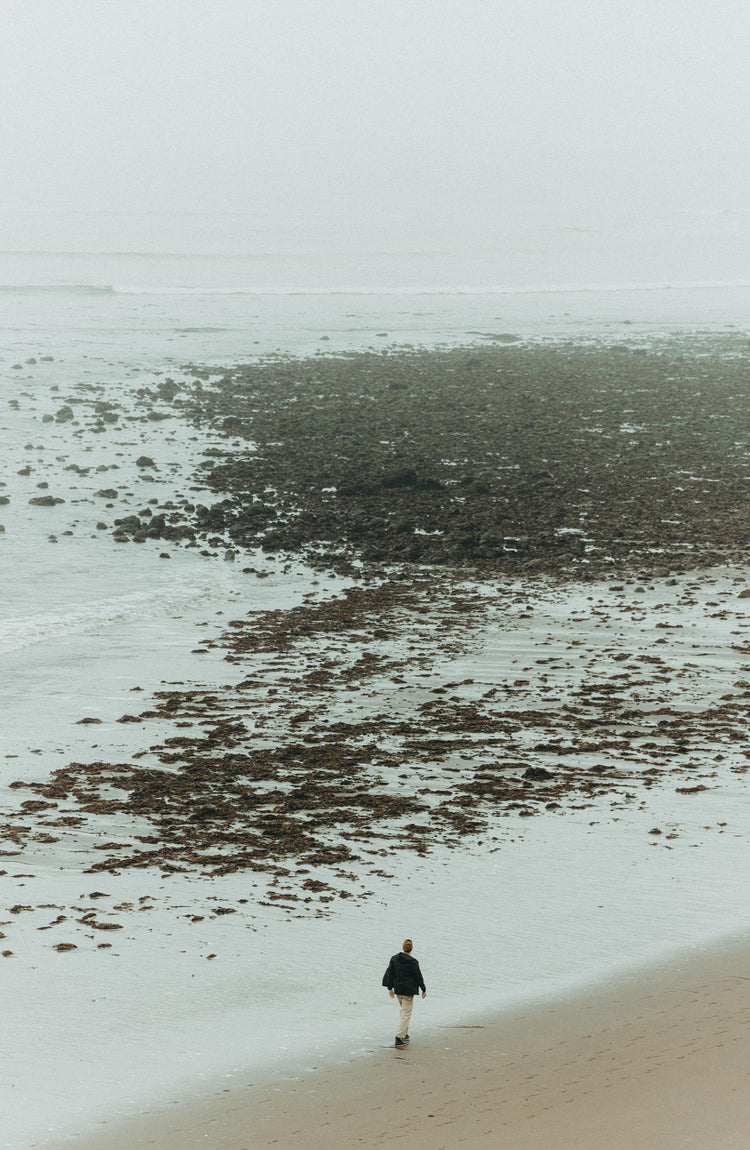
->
[69, 932, 750, 1150]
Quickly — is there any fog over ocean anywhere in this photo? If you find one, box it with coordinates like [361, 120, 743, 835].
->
[4, 202, 750, 289]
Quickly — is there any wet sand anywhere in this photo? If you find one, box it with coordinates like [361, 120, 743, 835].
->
[9, 336, 750, 1145]
[68, 932, 750, 1149]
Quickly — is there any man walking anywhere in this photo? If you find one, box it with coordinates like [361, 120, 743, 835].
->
[382, 938, 427, 1047]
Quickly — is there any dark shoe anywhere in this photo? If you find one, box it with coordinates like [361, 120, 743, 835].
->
[402, 1035, 410, 1043]
[394, 1036, 406, 1046]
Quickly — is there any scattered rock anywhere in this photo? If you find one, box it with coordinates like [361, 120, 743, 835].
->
[523, 766, 554, 781]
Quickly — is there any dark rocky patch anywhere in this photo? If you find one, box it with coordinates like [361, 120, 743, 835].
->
[148, 338, 750, 577]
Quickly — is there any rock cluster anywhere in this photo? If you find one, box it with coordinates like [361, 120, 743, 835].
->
[153, 337, 750, 576]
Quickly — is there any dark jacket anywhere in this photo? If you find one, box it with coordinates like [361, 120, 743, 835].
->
[382, 951, 426, 996]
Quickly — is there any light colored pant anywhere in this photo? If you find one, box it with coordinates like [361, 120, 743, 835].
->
[396, 994, 414, 1039]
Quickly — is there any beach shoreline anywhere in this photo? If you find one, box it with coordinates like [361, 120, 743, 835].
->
[6, 334, 750, 1147]
[63, 928, 750, 1149]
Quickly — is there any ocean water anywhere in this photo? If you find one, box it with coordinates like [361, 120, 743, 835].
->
[3, 210, 750, 1147]
[2, 206, 750, 370]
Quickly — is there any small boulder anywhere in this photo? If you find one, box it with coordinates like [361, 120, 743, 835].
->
[382, 468, 418, 489]
[523, 766, 553, 781]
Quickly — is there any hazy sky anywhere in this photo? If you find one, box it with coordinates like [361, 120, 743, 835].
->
[1, 0, 749, 228]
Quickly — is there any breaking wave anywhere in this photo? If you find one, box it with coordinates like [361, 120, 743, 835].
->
[2, 280, 750, 298]
[0, 581, 222, 656]
[0, 283, 116, 295]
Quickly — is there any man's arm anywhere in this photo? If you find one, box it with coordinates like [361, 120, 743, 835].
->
[416, 960, 427, 997]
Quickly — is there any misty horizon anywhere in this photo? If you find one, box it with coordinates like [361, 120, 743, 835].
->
[2, 1, 749, 235]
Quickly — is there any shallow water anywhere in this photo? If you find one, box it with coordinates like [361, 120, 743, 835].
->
[3, 226, 750, 1147]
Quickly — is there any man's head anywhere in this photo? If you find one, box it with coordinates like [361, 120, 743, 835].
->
[402, 938, 413, 953]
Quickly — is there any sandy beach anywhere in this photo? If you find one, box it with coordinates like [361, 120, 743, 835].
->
[67, 931, 750, 1149]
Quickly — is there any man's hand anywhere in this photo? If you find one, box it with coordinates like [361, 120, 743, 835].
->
[422, 991, 427, 999]
[389, 989, 395, 998]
